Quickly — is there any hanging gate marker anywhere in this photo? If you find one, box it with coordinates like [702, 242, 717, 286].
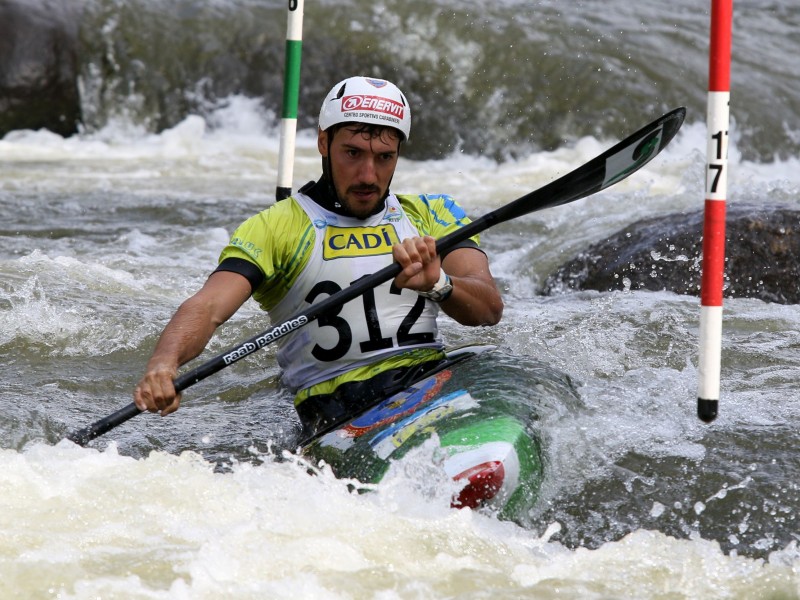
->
[697, 0, 732, 423]
[276, 0, 304, 201]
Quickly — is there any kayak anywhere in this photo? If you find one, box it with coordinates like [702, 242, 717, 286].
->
[301, 345, 552, 521]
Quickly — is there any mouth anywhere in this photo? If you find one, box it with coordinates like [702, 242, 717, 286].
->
[349, 186, 380, 201]
[341, 185, 384, 218]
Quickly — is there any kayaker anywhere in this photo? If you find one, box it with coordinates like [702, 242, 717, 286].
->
[133, 76, 504, 436]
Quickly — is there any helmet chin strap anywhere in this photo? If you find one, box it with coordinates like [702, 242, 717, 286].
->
[320, 143, 354, 216]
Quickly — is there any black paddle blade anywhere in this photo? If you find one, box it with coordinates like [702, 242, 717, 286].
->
[442, 107, 686, 246]
[519, 107, 685, 216]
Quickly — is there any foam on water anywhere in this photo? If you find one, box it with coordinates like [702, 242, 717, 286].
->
[3, 95, 800, 206]
[1, 248, 189, 354]
[2, 442, 798, 599]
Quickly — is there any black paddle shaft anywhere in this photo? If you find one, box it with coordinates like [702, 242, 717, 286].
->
[66, 107, 686, 446]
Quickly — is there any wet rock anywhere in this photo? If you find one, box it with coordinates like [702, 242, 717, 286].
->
[0, 0, 82, 137]
[543, 206, 800, 304]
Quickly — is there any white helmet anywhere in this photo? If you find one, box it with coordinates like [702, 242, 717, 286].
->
[319, 76, 411, 141]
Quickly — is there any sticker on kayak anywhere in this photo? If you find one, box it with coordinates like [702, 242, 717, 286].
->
[342, 369, 453, 438]
[369, 390, 479, 460]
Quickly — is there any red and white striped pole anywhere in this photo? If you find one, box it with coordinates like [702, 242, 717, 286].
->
[697, 0, 732, 423]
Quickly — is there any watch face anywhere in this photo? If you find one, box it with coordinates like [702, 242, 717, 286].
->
[437, 282, 453, 300]
[419, 272, 453, 302]
[422, 282, 453, 302]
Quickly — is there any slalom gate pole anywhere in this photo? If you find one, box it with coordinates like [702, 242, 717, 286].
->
[275, 0, 304, 201]
[697, 0, 732, 423]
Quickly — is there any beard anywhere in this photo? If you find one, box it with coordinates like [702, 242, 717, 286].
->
[337, 184, 386, 219]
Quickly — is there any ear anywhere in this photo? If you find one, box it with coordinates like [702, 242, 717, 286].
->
[317, 128, 328, 157]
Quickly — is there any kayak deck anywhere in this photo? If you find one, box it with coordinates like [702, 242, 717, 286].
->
[302, 346, 547, 521]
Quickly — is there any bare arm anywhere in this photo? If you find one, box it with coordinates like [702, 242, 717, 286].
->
[392, 236, 503, 326]
[133, 270, 253, 415]
[439, 246, 504, 325]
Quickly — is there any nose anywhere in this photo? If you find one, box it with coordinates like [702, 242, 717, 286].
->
[357, 156, 378, 183]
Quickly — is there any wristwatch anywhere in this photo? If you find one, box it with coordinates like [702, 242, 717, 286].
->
[417, 269, 453, 303]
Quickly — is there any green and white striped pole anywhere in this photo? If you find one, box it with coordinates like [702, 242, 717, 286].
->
[276, 0, 304, 201]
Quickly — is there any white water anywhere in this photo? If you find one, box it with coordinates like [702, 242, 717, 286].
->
[2, 98, 800, 599]
[3, 441, 797, 599]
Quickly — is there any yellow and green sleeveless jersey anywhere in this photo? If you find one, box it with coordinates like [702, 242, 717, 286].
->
[218, 192, 481, 404]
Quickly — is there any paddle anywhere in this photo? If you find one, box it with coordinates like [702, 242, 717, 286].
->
[66, 106, 686, 446]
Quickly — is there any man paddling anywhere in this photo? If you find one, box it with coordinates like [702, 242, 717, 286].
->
[133, 76, 504, 436]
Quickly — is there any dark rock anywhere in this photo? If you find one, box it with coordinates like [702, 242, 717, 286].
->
[0, 0, 82, 137]
[543, 206, 800, 304]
